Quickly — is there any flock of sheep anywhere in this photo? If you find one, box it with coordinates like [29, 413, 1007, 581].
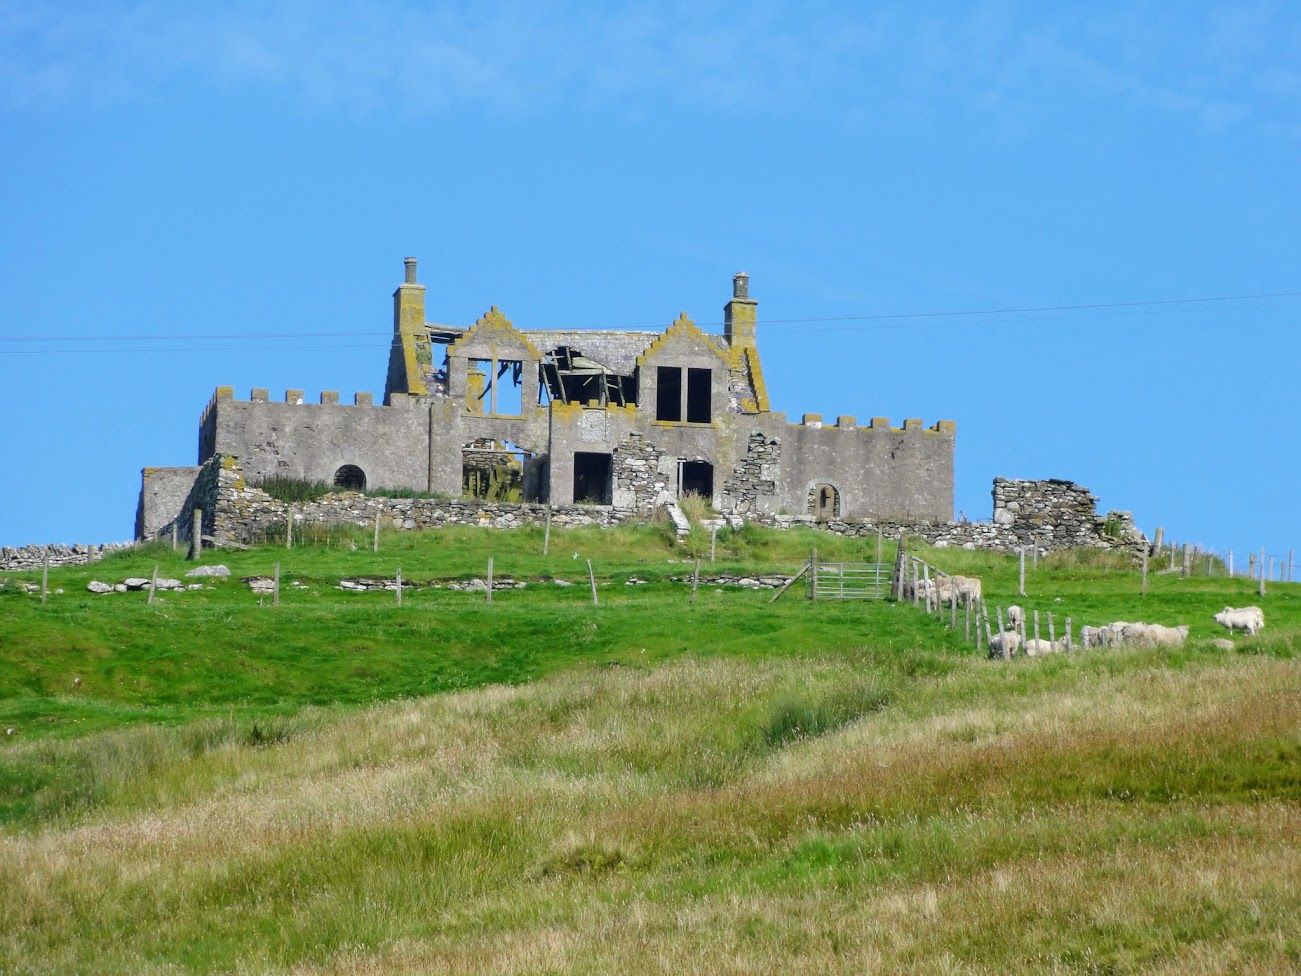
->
[906, 572, 1265, 660]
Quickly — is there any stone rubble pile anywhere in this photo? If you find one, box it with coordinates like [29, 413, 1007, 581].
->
[84, 577, 205, 594]
[331, 576, 529, 592]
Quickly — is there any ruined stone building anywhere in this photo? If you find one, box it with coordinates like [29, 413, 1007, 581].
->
[137, 258, 955, 538]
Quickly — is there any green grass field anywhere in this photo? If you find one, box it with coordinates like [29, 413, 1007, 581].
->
[2, 522, 1298, 974]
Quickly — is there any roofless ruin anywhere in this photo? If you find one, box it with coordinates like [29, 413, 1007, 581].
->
[137, 258, 955, 537]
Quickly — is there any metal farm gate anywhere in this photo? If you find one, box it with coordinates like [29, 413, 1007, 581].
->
[809, 560, 891, 600]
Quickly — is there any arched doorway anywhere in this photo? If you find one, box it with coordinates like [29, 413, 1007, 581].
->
[334, 464, 366, 490]
[810, 483, 839, 520]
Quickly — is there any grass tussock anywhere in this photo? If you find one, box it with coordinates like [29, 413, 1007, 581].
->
[1, 652, 1297, 974]
[3, 527, 1301, 972]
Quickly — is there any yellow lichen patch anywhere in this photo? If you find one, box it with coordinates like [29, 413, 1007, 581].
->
[635, 313, 723, 367]
[448, 307, 544, 362]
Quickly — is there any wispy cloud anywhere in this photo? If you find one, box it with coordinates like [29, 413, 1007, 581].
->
[1, 1, 1298, 139]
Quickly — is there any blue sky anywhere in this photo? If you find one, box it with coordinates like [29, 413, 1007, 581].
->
[2, 1, 1299, 560]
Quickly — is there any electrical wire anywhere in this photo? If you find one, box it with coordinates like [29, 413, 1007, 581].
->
[1, 289, 1296, 353]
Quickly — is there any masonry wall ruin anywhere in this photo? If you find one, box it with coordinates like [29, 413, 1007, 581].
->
[139, 260, 958, 538]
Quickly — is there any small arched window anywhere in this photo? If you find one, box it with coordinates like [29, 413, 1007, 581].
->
[334, 464, 366, 490]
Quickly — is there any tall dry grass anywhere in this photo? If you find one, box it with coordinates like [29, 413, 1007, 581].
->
[2, 652, 1297, 974]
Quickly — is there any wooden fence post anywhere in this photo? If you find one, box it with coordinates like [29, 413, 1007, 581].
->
[171, 521, 178, 551]
[710, 526, 717, 564]
[1033, 609, 1040, 650]
[876, 530, 883, 568]
[1065, 616, 1072, 650]
[964, 594, 971, 643]
[587, 559, 598, 607]
[148, 563, 158, 605]
[486, 557, 493, 605]
[190, 509, 203, 561]
[1152, 527, 1164, 554]
[1228, 550, 1234, 577]
[810, 549, 818, 602]
[543, 505, 552, 557]
[41, 553, 50, 604]
[691, 559, 701, 606]
[1181, 543, 1190, 578]
[1018, 548, 1026, 597]
[950, 587, 957, 628]
[273, 562, 280, 607]
[286, 507, 294, 549]
[1141, 547, 1148, 596]
[1048, 612, 1055, 648]
[396, 566, 403, 606]
[373, 513, 381, 553]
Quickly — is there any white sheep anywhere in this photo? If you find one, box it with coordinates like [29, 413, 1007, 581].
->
[1213, 606, 1264, 636]
[987, 631, 1021, 659]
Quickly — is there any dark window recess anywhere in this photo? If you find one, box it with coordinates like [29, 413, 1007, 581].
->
[573, 452, 613, 505]
[656, 366, 682, 421]
[334, 465, 366, 490]
[680, 461, 713, 499]
[686, 368, 711, 423]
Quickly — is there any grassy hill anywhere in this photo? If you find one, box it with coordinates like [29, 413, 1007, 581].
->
[1, 522, 1298, 974]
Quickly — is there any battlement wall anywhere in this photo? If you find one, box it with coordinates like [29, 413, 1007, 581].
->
[201, 387, 430, 492]
[733, 415, 955, 521]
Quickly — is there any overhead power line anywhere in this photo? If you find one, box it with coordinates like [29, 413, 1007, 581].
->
[0, 289, 1296, 353]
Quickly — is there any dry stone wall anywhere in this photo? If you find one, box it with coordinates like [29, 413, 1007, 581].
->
[0, 542, 135, 572]
[747, 477, 1147, 556]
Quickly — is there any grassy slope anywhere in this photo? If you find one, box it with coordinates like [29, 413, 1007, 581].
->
[1, 523, 1298, 974]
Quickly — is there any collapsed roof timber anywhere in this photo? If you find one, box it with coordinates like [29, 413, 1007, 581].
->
[137, 259, 955, 538]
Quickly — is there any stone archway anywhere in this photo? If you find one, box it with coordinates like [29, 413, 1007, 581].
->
[809, 483, 840, 520]
[334, 464, 366, 490]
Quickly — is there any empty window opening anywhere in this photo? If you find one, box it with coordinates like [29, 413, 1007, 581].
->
[334, 464, 366, 490]
[573, 452, 613, 505]
[463, 439, 528, 502]
[656, 366, 682, 421]
[540, 347, 637, 407]
[810, 483, 840, 520]
[679, 460, 713, 500]
[468, 358, 524, 416]
[686, 367, 712, 423]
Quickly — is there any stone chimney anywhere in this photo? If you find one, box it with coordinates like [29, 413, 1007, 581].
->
[724, 271, 757, 347]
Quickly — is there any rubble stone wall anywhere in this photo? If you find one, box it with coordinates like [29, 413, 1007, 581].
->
[0, 542, 136, 572]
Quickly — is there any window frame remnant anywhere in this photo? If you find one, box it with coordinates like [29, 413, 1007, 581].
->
[656, 366, 682, 422]
[686, 367, 712, 424]
[468, 357, 524, 416]
[462, 439, 527, 502]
